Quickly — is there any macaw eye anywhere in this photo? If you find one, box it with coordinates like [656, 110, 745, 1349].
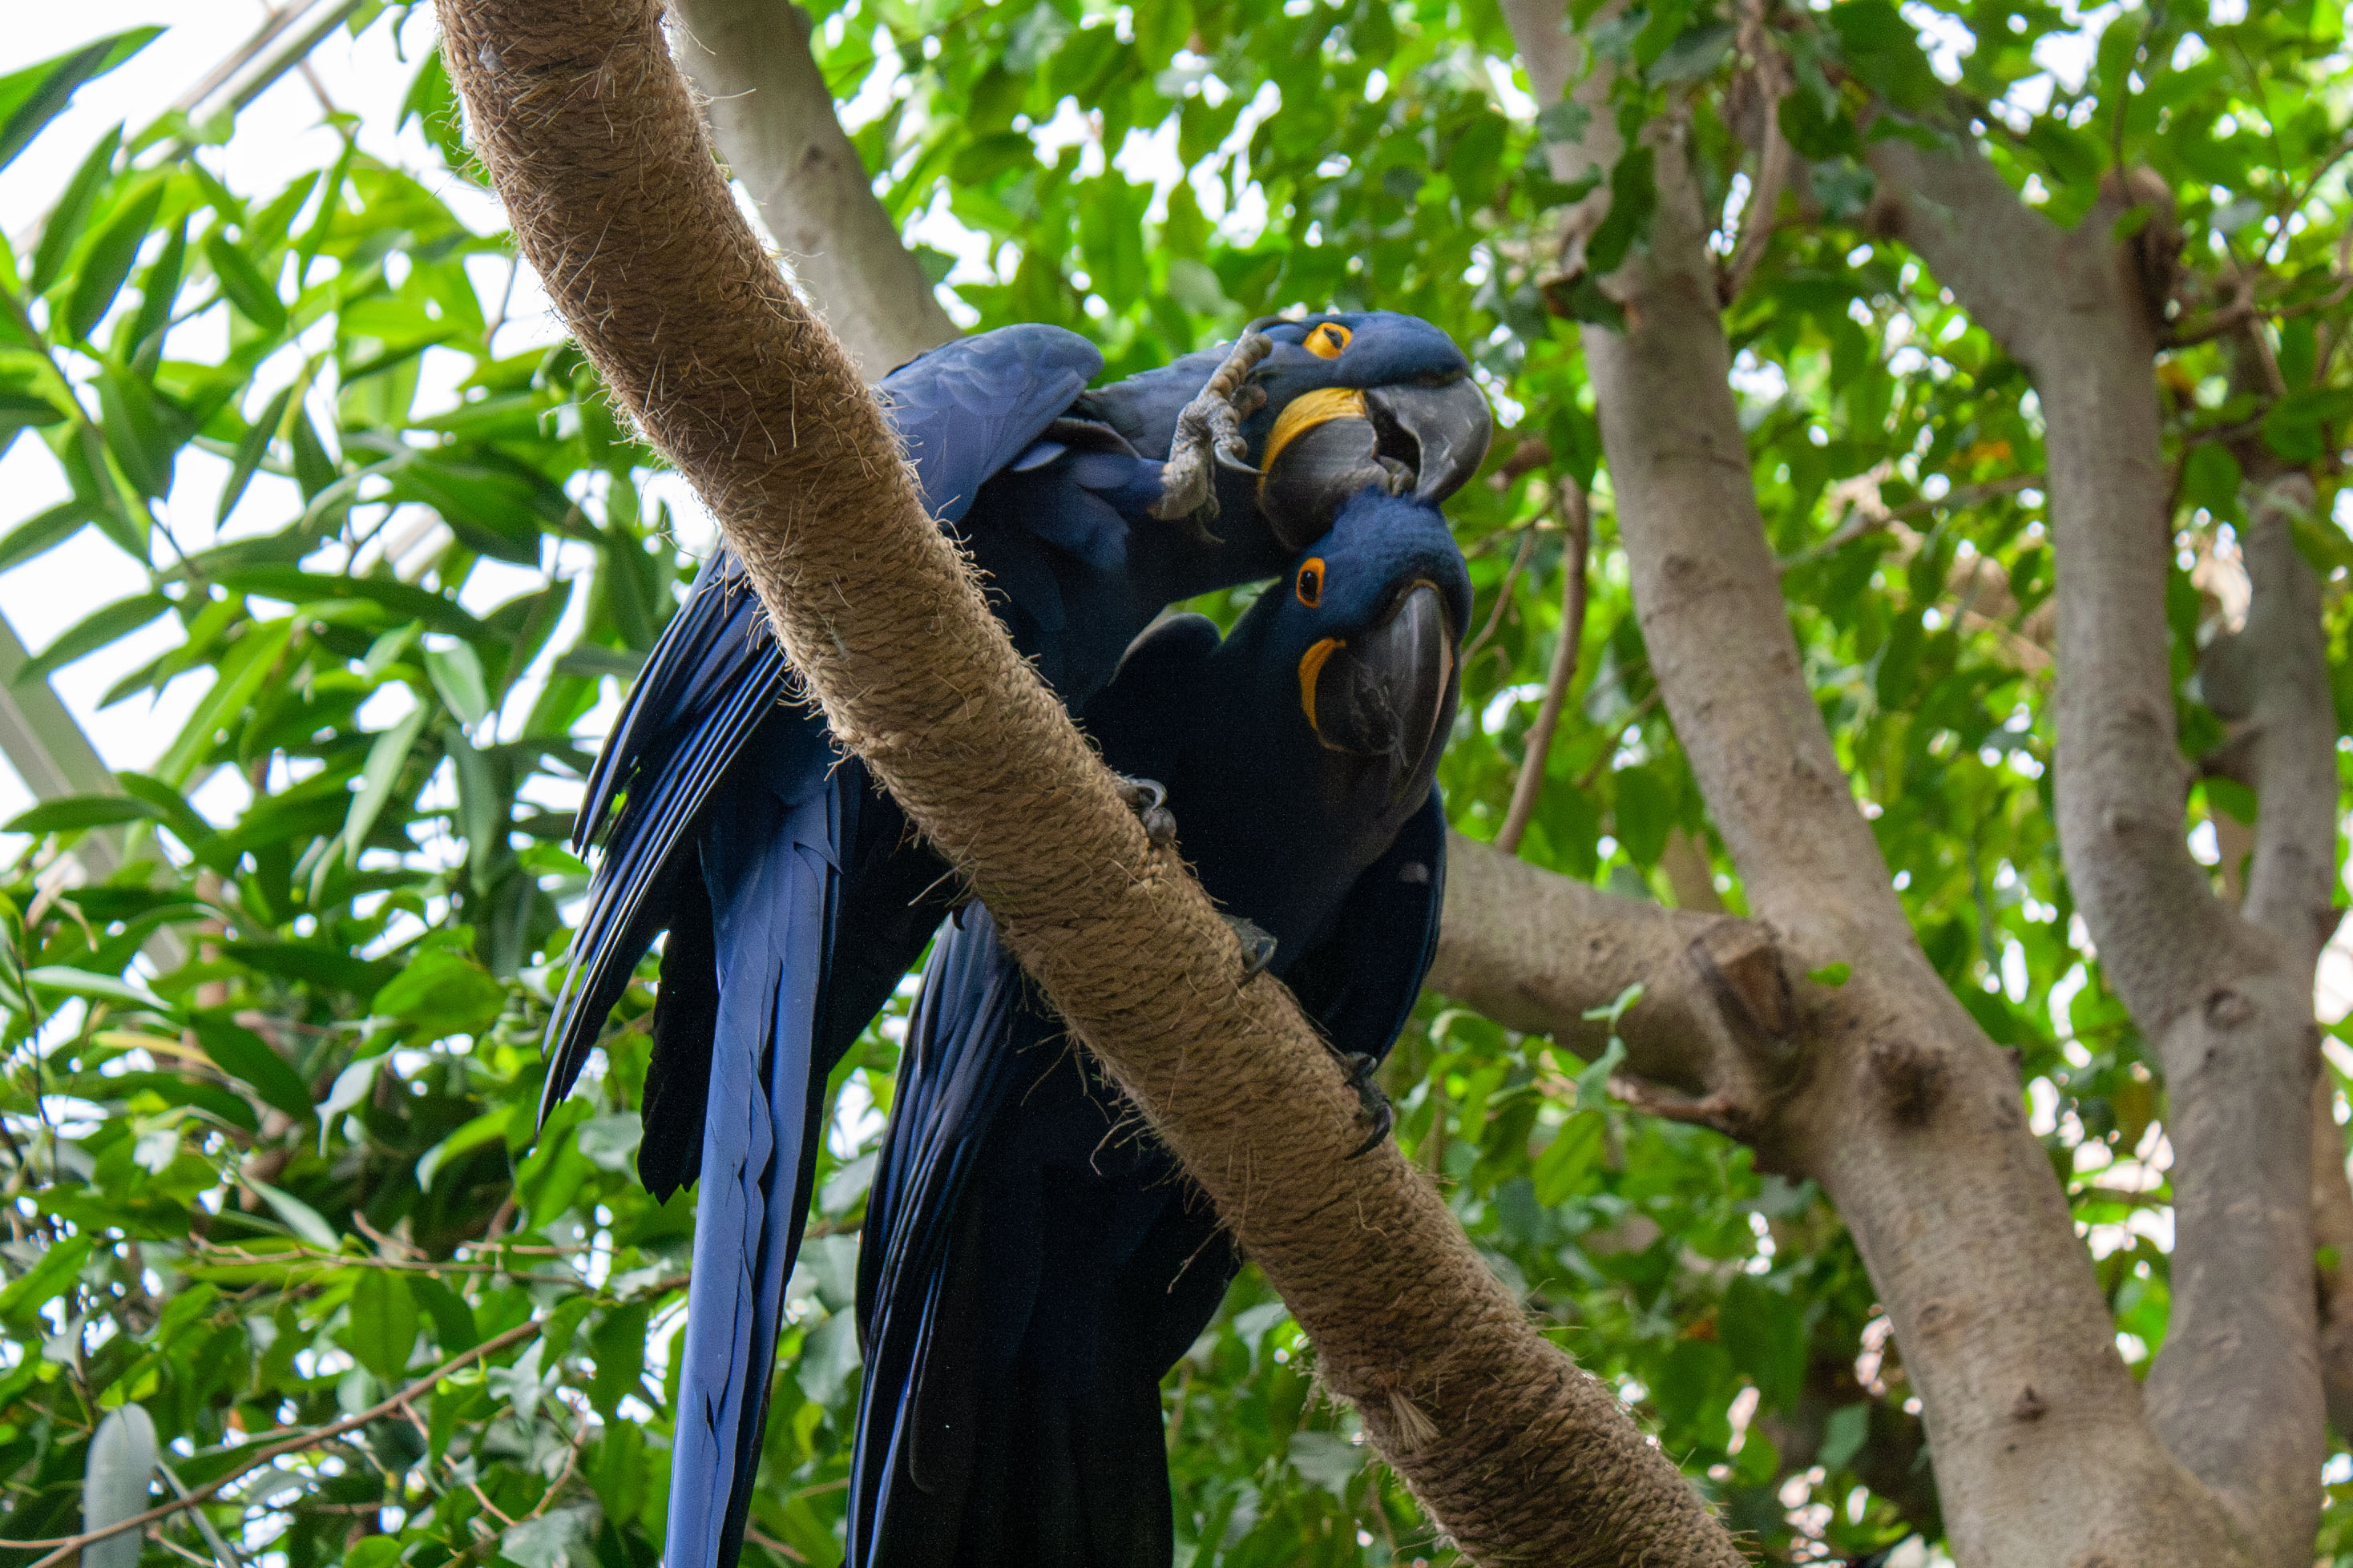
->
[1295, 557, 1325, 607]
[1305, 323, 1351, 359]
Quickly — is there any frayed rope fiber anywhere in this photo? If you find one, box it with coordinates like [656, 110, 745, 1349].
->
[437, 2, 1747, 1560]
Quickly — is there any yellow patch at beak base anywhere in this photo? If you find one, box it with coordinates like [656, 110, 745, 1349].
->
[1258, 387, 1370, 502]
[1298, 636, 1345, 735]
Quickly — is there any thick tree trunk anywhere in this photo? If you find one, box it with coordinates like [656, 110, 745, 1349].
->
[1872, 134, 2330, 1566]
[438, 2, 1746, 1561]
[668, 0, 957, 377]
[1501, 3, 2274, 1562]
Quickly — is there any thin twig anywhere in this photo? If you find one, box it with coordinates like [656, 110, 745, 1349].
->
[743, 1527, 809, 1563]
[156, 1459, 246, 1568]
[0, 1320, 540, 1566]
[1778, 473, 2041, 572]
[1719, 10, 1792, 306]
[1576, 689, 1662, 792]
[1497, 482, 1593, 857]
[1459, 522, 1540, 675]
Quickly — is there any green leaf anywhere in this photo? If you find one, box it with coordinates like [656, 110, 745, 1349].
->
[1806, 962, 1851, 987]
[17, 591, 170, 686]
[426, 643, 490, 728]
[2180, 443, 2242, 514]
[244, 1178, 340, 1250]
[127, 219, 185, 353]
[341, 703, 430, 861]
[1531, 1110, 1605, 1206]
[1721, 1276, 1806, 1409]
[344, 1269, 420, 1383]
[30, 123, 122, 294]
[0, 500, 91, 572]
[288, 405, 338, 499]
[24, 965, 167, 1010]
[217, 385, 296, 525]
[115, 771, 216, 850]
[0, 29, 159, 173]
[217, 566, 489, 639]
[1584, 145, 1657, 279]
[2, 794, 159, 834]
[0, 1234, 91, 1319]
[1817, 1400, 1872, 1471]
[189, 1014, 315, 1119]
[317, 1056, 381, 1150]
[588, 1301, 650, 1417]
[1648, 23, 1733, 86]
[204, 232, 288, 337]
[155, 619, 295, 786]
[1285, 1430, 1362, 1500]
[82, 1404, 157, 1568]
[410, 1272, 478, 1352]
[0, 390, 70, 440]
[1573, 1037, 1629, 1113]
[417, 1106, 512, 1191]
[65, 182, 160, 343]
[373, 948, 506, 1041]
[93, 365, 176, 500]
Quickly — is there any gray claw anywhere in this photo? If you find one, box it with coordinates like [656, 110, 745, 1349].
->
[1339, 1050, 1394, 1159]
[1152, 331, 1275, 530]
[1221, 914, 1278, 982]
[1115, 775, 1178, 850]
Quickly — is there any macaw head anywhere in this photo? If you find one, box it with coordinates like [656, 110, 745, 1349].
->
[1228, 312, 1494, 552]
[1228, 486, 1471, 811]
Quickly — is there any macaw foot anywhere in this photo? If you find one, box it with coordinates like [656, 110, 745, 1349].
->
[1221, 914, 1278, 982]
[1114, 774, 1178, 850]
[1338, 1050, 1394, 1159]
[1152, 329, 1276, 537]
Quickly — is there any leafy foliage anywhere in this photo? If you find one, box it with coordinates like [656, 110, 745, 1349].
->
[0, 0, 2351, 1564]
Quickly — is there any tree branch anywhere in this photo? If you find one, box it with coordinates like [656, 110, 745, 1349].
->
[668, 0, 958, 379]
[1431, 833, 1785, 1109]
[1500, 7, 2250, 1563]
[1871, 123, 2324, 1564]
[437, 4, 1744, 1562]
[0, 1319, 540, 1566]
[1496, 482, 1591, 856]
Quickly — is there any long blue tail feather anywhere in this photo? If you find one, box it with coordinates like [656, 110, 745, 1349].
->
[666, 776, 837, 1568]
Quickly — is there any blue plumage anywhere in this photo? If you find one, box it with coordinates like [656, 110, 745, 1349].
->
[848, 488, 1471, 1567]
[541, 316, 1488, 1568]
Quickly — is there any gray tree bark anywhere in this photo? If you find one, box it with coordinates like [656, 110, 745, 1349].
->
[1871, 131, 2330, 1566]
[669, 0, 957, 378]
[1498, 2, 2299, 1562]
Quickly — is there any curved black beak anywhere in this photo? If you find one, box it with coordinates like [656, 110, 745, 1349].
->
[1302, 582, 1459, 803]
[1364, 377, 1493, 504]
[1257, 415, 1399, 552]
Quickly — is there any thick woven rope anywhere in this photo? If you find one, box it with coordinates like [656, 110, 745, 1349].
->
[438, 3, 1748, 1560]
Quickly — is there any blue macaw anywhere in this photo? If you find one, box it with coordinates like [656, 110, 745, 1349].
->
[539, 316, 1491, 1568]
[846, 483, 1471, 1567]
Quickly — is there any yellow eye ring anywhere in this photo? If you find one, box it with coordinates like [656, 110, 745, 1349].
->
[1305, 322, 1351, 359]
[1295, 557, 1325, 607]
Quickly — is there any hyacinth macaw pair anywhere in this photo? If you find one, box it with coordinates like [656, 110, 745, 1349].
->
[538, 313, 1485, 1568]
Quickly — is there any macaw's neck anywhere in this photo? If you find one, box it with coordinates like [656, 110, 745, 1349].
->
[1132, 477, 1297, 603]
[1155, 622, 1431, 962]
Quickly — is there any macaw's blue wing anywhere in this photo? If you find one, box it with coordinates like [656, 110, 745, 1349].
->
[542, 324, 1111, 1131]
[539, 551, 790, 1131]
[541, 324, 1124, 1568]
[663, 760, 839, 1568]
[886, 324, 1103, 524]
[847, 907, 1237, 1568]
[844, 801, 1451, 1568]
